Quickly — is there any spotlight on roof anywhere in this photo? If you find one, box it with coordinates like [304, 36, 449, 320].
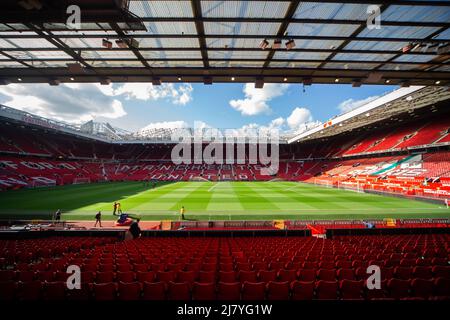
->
[102, 39, 113, 49]
[49, 79, 60, 86]
[259, 39, 269, 50]
[402, 43, 413, 53]
[255, 78, 264, 89]
[18, 0, 42, 10]
[285, 39, 296, 50]
[283, 78, 288, 82]
[352, 80, 362, 87]
[435, 80, 441, 85]
[334, 78, 340, 83]
[203, 77, 213, 85]
[385, 79, 391, 84]
[303, 78, 312, 86]
[100, 77, 111, 85]
[152, 77, 161, 86]
[231, 77, 235, 81]
[437, 43, 449, 55]
[272, 39, 282, 49]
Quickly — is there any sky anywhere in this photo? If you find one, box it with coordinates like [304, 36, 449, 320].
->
[0, 81, 397, 135]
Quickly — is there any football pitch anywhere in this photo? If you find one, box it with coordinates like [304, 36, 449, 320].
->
[0, 181, 449, 221]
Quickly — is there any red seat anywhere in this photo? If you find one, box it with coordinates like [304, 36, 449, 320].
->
[315, 281, 338, 300]
[156, 271, 176, 282]
[168, 282, 191, 300]
[0, 270, 15, 282]
[298, 269, 316, 282]
[340, 280, 363, 299]
[0, 281, 17, 300]
[242, 281, 266, 300]
[394, 267, 413, 280]
[219, 271, 237, 283]
[202, 263, 217, 272]
[432, 266, 450, 278]
[94, 282, 117, 300]
[98, 264, 115, 272]
[220, 263, 234, 272]
[19, 280, 42, 300]
[136, 271, 155, 283]
[117, 271, 135, 283]
[337, 268, 355, 281]
[317, 269, 336, 281]
[44, 282, 66, 300]
[116, 264, 133, 273]
[258, 270, 277, 282]
[267, 281, 289, 300]
[142, 281, 166, 300]
[319, 261, 335, 269]
[177, 271, 197, 284]
[54, 272, 68, 282]
[118, 282, 142, 300]
[336, 261, 352, 269]
[387, 279, 410, 299]
[237, 263, 252, 272]
[81, 271, 95, 284]
[17, 271, 35, 282]
[134, 264, 149, 272]
[217, 282, 241, 300]
[192, 282, 216, 300]
[278, 269, 297, 282]
[96, 271, 115, 283]
[239, 270, 257, 283]
[434, 277, 450, 297]
[410, 278, 434, 299]
[198, 271, 216, 283]
[291, 281, 314, 300]
[253, 262, 268, 271]
[412, 266, 433, 279]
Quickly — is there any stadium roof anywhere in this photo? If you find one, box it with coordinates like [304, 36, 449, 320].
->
[0, 0, 449, 86]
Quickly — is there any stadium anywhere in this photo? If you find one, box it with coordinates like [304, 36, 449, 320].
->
[0, 0, 449, 310]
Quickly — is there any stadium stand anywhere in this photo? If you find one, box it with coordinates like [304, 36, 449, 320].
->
[1, 234, 449, 301]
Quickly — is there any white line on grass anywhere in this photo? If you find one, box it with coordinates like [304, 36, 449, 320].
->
[208, 183, 218, 192]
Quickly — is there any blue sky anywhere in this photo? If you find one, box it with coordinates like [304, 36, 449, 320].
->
[0, 82, 397, 133]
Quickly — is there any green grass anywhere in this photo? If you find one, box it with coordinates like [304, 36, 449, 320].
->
[0, 181, 449, 221]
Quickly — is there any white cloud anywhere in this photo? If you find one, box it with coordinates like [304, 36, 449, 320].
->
[0, 83, 126, 123]
[139, 121, 188, 132]
[337, 95, 380, 113]
[287, 107, 313, 130]
[229, 83, 289, 116]
[110, 83, 193, 105]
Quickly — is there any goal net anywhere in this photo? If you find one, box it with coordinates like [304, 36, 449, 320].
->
[73, 177, 91, 185]
[313, 178, 334, 188]
[29, 179, 57, 188]
[189, 176, 209, 182]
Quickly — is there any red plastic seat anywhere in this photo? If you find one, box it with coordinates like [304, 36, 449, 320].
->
[156, 271, 176, 282]
[239, 270, 257, 283]
[315, 281, 338, 300]
[116, 264, 133, 273]
[136, 271, 155, 283]
[432, 266, 450, 278]
[96, 271, 115, 283]
[93, 282, 117, 300]
[258, 270, 277, 282]
[434, 277, 450, 297]
[202, 263, 217, 272]
[0, 281, 17, 300]
[242, 281, 266, 300]
[219, 271, 237, 283]
[253, 262, 268, 271]
[37, 271, 54, 282]
[278, 269, 297, 282]
[177, 270, 197, 284]
[44, 282, 66, 300]
[98, 264, 115, 272]
[291, 281, 314, 300]
[118, 281, 142, 300]
[394, 267, 413, 280]
[298, 269, 316, 282]
[134, 264, 149, 272]
[142, 281, 166, 300]
[410, 278, 434, 299]
[317, 269, 336, 281]
[117, 271, 135, 283]
[19, 280, 42, 300]
[339, 280, 363, 299]
[192, 282, 215, 300]
[168, 282, 191, 300]
[17, 271, 35, 282]
[412, 266, 433, 279]
[220, 263, 234, 272]
[217, 282, 241, 300]
[198, 271, 216, 283]
[387, 279, 410, 299]
[0, 270, 15, 281]
[267, 281, 289, 300]
[337, 268, 355, 281]
[319, 261, 335, 269]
